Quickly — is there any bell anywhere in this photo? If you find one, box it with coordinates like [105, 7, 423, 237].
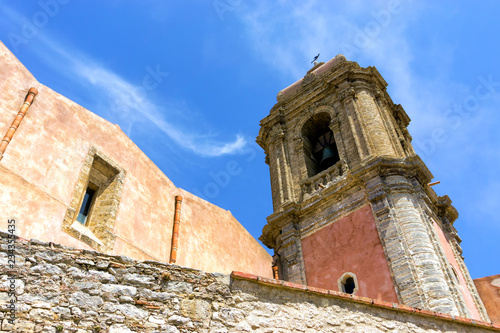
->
[319, 146, 337, 171]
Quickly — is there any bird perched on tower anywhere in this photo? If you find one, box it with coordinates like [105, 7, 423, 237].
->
[311, 53, 320, 63]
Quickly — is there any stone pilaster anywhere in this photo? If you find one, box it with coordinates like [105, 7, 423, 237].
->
[329, 117, 349, 168]
[274, 214, 307, 285]
[267, 128, 294, 210]
[371, 87, 406, 158]
[338, 86, 370, 164]
[369, 174, 460, 314]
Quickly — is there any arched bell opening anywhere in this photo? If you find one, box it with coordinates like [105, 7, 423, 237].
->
[301, 112, 340, 178]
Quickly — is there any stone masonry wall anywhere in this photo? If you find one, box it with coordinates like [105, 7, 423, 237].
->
[2, 232, 499, 333]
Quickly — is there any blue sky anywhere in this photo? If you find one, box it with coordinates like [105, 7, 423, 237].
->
[1, 1, 499, 279]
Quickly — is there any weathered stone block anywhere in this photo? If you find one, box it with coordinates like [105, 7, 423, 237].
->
[181, 298, 210, 321]
[101, 284, 137, 297]
[68, 292, 103, 311]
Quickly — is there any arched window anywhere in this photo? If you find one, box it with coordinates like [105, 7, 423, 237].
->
[338, 272, 358, 295]
[301, 113, 340, 178]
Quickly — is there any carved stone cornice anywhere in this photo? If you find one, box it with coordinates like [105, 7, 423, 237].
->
[301, 72, 317, 86]
[264, 153, 270, 165]
[338, 86, 356, 102]
[256, 125, 271, 150]
[270, 127, 285, 144]
[303, 100, 338, 115]
[262, 156, 434, 241]
[437, 195, 459, 225]
[392, 104, 411, 128]
[260, 203, 300, 248]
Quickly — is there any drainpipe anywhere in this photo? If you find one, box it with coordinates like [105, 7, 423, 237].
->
[272, 254, 280, 279]
[0, 87, 38, 161]
[169, 195, 183, 264]
[273, 265, 279, 279]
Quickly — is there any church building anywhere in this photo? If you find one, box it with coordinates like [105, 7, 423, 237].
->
[257, 55, 497, 323]
[1, 40, 499, 326]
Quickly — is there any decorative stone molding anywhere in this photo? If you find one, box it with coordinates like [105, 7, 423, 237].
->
[300, 159, 345, 197]
[302, 72, 316, 86]
[338, 86, 356, 102]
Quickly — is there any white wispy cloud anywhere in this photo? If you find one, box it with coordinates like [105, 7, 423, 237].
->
[238, 1, 500, 162]
[71, 60, 248, 157]
[0, 4, 247, 157]
[238, 1, 449, 143]
[240, 1, 405, 78]
[239, 1, 430, 127]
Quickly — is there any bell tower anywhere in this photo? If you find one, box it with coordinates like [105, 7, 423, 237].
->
[257, 55, 489, 320]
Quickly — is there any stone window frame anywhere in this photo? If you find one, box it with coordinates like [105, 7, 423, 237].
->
[338, 272, 359, 295]
[62, 147, 126, 253]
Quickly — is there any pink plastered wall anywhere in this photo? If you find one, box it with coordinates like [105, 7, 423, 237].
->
[432, 222, 482, 320]
[301, 204, 399, 302]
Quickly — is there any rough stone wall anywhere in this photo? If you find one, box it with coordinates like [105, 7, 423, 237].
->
[1, 233, 499, 333]
[0, 41, 272, 278]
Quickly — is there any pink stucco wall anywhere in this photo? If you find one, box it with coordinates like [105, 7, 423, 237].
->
[301, 205, 399, 302]
[474, 274, 500, 324]
[432, 222, 482, 320]
[0, 41, 272, 277]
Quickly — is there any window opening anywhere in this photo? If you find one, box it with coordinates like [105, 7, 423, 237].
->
[77, 187, 96, 225]
[338, 272, 358, 295]
[62, 147, 125, 252]
[301, 112, 340, 177]
[343, 277, 356, 294]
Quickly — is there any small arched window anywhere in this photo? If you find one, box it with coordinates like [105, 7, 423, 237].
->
[301, 113, 340, 178]
[343, 277, 356, 294]
[338, 272, 358, 295]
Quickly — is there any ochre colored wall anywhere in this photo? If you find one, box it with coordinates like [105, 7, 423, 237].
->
[474, 274, 500, 324]
[432, 222, 482, 320]
[0, 41, 272, 277]
[301, 204, 399, 302]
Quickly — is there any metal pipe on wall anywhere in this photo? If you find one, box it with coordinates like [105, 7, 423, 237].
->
[0, 87, 38, 161]
[169, 195, 183, 264]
